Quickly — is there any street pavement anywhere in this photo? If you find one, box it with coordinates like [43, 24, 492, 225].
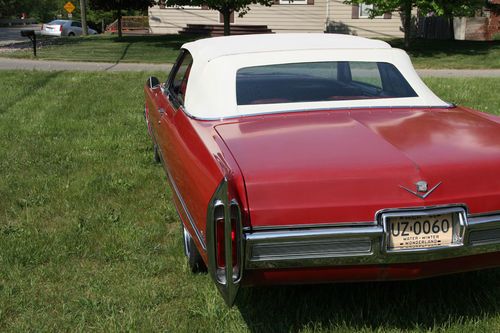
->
[0, 57, 499, 76]
[0, 25, 42, 46]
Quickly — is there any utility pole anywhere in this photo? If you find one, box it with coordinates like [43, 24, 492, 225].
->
[80, 0, 88, 35]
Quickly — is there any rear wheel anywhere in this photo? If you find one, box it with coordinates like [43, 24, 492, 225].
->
[68, 32, 75, 36]
[183, 227, 206, 273]
[153, 144, 161, 163]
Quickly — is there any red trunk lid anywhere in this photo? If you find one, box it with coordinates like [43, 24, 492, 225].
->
[215, 107, 500, 228]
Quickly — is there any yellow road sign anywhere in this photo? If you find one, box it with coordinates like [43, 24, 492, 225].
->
[64, 2, 76, 14]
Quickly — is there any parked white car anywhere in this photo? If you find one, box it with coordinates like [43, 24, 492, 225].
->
[41, 20, 97, 37]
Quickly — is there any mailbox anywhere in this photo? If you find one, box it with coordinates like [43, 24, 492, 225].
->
[20, 29, 35, 37]
[20, 29, 37, 56]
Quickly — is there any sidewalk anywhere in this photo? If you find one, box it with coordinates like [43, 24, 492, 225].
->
[1, 57, 500, 77]
[0, 58, 171, 72]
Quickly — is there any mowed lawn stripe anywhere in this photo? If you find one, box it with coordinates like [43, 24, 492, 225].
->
[1, 35, 499, 69]
[0, 71, 498, 332]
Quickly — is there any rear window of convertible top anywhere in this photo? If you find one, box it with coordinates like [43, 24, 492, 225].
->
[236, 61, 418, 105]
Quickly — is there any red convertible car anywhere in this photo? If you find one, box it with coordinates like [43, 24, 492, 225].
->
[144, 34, 500, 305]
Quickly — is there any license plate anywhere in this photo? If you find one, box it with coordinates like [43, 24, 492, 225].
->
[387, 213, 454, 250]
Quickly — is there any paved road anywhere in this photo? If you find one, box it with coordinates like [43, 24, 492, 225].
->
[0, 25, 42, 46]
[0, 57, 499, 76]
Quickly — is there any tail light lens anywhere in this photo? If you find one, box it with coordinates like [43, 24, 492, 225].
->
[216, 216, 225, 268]
[59, 25, 62, 32]
[215, 216, 238, 269]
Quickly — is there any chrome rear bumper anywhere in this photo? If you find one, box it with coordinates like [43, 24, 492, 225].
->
[244, 208, 500, 269]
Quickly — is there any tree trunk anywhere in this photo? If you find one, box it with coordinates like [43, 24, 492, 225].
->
[117, 8, 123, 38]
[448, 16, 455, 40]
[80, 0, 88, 35]
[222, 8, 231, 36]
[402, 1, 412, 49]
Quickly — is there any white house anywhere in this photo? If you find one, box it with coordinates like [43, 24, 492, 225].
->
[149, 1, 406, 38]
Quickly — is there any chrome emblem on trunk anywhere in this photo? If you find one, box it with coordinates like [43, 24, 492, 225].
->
[400, 181, 442, 199]
[416, 180, 428, 193]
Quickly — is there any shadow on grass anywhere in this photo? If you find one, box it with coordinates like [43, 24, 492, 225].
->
[236, 269, 500, 332]
[389, 38, 500, 58]
[108, 35, 197, 64]
[39, 35, 90, 47]
[111, 34, 197, 48]
[0, 71, 61, 114]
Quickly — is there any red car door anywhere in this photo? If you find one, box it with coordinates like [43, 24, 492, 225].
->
[155, 52, 208, 248]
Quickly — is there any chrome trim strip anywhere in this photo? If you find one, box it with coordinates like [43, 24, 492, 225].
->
[161, 159, 206, 250]
[247, 221, 376, 232]
[182, 104, 455, 121]
[469, 210, 500, 218]
[247, 225, 383, 242]
[469, 214, 500, 225]
[244, 207, 500, 270]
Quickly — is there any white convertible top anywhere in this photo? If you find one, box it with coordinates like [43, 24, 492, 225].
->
[180, 34, 449, 119]
[182, 33, 391, 63]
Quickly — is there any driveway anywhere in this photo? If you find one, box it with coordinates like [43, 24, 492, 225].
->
[0, 25, 42, 46]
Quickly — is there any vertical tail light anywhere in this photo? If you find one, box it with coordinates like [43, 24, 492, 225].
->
[59, 25, 63, 32]
[207, 179, 244, 306]
[215, 216, 226, 268]
[215, 215, 238, 270]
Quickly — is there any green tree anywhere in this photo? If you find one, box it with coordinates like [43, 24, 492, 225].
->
[88, 0, 155, 37]
[164, 0, 274, 36]
[0, 0, 64, 21]
[0, 0, 25, 18]
[344, 0, 484, 48]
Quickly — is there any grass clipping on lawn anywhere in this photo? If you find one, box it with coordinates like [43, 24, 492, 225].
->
[0, 71, 499, 332]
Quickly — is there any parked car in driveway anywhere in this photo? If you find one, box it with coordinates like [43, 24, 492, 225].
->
[41, 20, 97, 36]
[144, 33, 500, 306]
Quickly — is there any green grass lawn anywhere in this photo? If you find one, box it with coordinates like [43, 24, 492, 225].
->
[2, 34, 499, 69]
[2, 35, 196, 64]
[389, 39, 500, 69]
[0, 71, 499, 332]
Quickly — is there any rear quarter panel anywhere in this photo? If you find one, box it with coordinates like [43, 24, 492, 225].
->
[145, 85, 248, 262]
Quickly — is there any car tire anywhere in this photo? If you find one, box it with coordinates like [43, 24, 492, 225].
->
[68, 32, 75, 36]
[183, 226, 207, 273]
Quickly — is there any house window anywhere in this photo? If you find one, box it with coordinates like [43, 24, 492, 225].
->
[359, 3, 384, 18]
[359, 4, 373, 17]
[279, 0, 307, 4]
